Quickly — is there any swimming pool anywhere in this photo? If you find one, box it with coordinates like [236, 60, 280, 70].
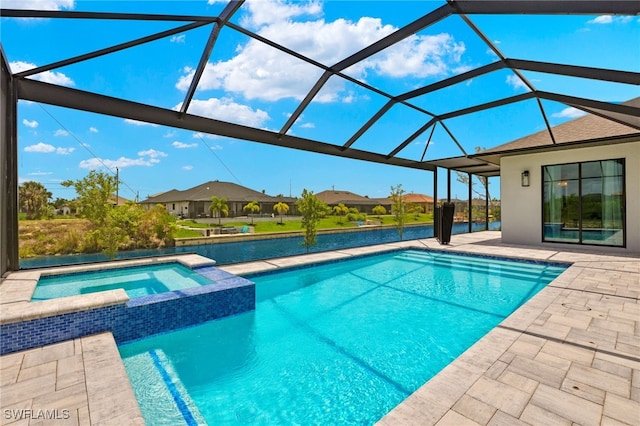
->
[31, 262, 216, 301]
[119, 249, 567, 425]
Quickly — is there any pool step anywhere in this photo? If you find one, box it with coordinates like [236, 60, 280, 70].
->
[396, 251, 565, 282]
[123, 349, 206, 426]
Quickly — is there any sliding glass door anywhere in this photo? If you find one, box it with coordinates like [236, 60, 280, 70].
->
[542, 159, 625, 247]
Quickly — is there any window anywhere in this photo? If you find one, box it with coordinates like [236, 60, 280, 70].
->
[543, 159, 625, 247]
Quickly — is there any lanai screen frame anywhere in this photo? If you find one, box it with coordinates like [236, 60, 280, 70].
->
[1, 1, 639, 275]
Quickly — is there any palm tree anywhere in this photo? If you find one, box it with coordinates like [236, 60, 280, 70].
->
[273, 201, 289, 224]
[243, 201, 260, 224]
[209, 196, 229, 225]
[19, 181, 52, 219]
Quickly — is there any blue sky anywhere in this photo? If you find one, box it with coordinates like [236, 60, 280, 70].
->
[2, 0, 638, 202]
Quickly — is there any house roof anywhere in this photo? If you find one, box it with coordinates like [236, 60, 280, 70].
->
[470, 97, 640, 168]
[108, 194, 131, 206]
[141, 181, 294, 204]
[485, 97, 640, 153]
[315, 190, 381, 206]
[403, 193, 434, 203]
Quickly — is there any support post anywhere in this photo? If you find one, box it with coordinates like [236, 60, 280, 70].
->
[485, 178, 490, 230]
[1, 51, 19, 275]
[433, 167, 438, 212]
[468, 172, 473, 233]
[446, 169, 451, 202]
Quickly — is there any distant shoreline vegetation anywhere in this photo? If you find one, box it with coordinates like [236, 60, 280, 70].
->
[18, 213, 436, 258]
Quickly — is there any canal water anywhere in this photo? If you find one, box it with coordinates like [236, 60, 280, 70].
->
[20, 222, 500, 269]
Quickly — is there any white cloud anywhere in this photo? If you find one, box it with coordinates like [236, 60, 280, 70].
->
[24, 142, 74, 154]
[124, 119, 158, 127]
[175, 97, 270, 127]
[89, 127, 98, 133]
[552, 107, 587, 119]
[176, 2, 465, 103]
[55, 147, 75, 155]
[23, 119, 38, 128]
[587, 15, 633, 25]
[79, 157, 155, 169]
[170, 34, 186, 43]
[182, 165, 194, 171]
[164, 131, 176, 138]
[299, 122, 315, 129]
[10, 61, 74, 86]
[79, 149, 167, 169]
[506, 74, 527, 90]
[24, 142, 55, 153]
[172, 141, 198, 149]
[1, 0, 74, 10]
[138, 149, 168, 161]
[54, 129, 69, 136]
[29, 171, 53, 176]
[362, 33, 465, 79]
[588, 15, 613, 24]
[240, 0, 323, 28]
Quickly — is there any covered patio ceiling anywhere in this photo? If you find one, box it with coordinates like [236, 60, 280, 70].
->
[1, 1, 639, 177]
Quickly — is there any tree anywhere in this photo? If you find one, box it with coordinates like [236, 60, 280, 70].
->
[137, 204, 177, 247]
[19, 181, 52, 220]
[95, 208, 130, 259]
[273, 202, 289, 224]
[390, 184, 407, 240]
[372, 205, 386, 218]
[296, 189, 327, 253]
[409, 203, 424, 219]
[455, 146, 492, 205]
[243, 201, 260, 224]
[333, 203, 349, 223]
[62, 170, 117, 227]
[209, 196, 229, 225]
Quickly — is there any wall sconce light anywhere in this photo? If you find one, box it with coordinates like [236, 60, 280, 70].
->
[521, 170, 530, 187]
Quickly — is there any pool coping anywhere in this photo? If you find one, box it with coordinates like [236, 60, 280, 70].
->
[1, 231, 638, 425]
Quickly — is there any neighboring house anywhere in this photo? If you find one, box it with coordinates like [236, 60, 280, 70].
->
[139, 180, 297, 219]
[55, 206, 71, 216]
[403, 193, 434, 214]
[110, 195, 131, 206]
[315, 189, 390, 214]
[469, 97, 639, 253]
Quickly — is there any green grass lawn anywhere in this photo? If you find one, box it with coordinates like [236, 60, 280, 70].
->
[175, 214, 434, 237]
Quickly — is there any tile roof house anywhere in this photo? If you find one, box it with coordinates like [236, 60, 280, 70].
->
[139, 180, 296, 219]
[315, 189, 390, 214]
[402, 193, 434, 213]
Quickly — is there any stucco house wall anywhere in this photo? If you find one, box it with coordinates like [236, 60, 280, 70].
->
[164, 201, 190, 217]
[501, 141, 640, 253]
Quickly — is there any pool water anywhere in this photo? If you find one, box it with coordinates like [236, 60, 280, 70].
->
[31, 262, 215, 301]
[119, 250, 567, 425]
